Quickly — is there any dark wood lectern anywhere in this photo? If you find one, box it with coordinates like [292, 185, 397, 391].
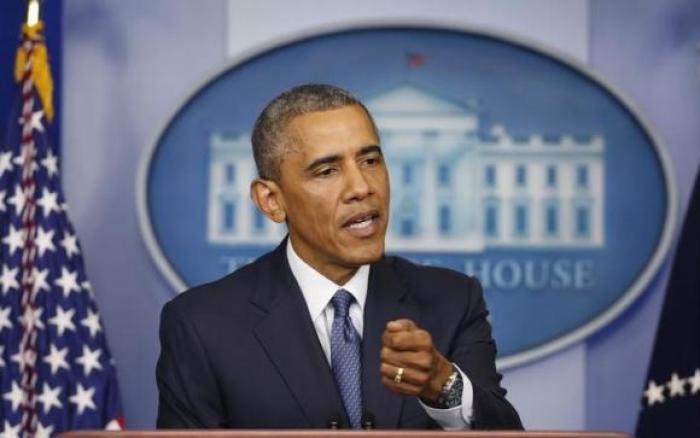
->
[60, 430, 631, 438]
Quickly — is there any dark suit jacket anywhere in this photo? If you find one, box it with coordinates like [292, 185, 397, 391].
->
[156, 241, 522, 429]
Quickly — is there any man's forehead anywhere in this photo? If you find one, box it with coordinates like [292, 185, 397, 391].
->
[286, 104, 368, 126]
[284, 104, 375, 140]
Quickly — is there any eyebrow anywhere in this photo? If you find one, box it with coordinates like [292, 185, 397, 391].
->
[304, 144, 382, 173]
[359, 145, 383, 157]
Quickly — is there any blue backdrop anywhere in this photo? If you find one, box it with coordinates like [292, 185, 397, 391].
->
[44, 0, 700, 433]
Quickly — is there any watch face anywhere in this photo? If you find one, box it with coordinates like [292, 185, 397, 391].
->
[436, 371, 461, 408]
[443, 374, 463, 409]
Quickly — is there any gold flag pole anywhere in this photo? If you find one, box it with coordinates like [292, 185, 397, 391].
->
[26, 0, 40, 26]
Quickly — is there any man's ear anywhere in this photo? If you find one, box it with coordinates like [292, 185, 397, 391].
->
[250, 178, 286, 223]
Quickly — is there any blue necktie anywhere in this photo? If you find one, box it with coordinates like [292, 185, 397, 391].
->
[330, 289, 362, 428]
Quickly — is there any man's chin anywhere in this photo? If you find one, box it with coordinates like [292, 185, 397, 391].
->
[344, 242, 385, 266]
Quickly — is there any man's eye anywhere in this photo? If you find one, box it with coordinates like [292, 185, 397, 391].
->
[363, 155, 382, 166]
[316, 167, 337, 177]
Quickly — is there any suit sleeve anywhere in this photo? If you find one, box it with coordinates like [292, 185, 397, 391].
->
[449, 277, 523, 430]
[156, 300, 228, 428]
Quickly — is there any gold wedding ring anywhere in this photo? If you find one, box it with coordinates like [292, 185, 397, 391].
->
[394, 367, 405, 384]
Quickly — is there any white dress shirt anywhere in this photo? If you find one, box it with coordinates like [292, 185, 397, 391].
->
[286, 240, 473, 429]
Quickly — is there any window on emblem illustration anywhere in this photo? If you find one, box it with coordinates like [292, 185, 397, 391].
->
[575, 205, 591, 238]
[223, 200, 236, 232]
[438, 164, 451, 187]
[485, 165, 496, 187]
[546, 166, 557, 188]
[402, 163, 413, 185]
[439, 205, 451, 234]
[484, 201, 499, 237]
[253, 209, 265, 232]
[576, 165, 589, 189]
[225, 163, 236, 185]
[516, 165, 527, 187]
[514, 204, 528, 236]
[545, 201, 558, 236]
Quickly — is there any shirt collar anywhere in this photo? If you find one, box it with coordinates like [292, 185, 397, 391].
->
[286, 239, 369, 322]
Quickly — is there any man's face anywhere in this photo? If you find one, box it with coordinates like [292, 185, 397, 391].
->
[276, 104, 390, 284]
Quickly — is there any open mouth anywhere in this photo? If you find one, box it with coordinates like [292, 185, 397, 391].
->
[343, 211, 380, 236]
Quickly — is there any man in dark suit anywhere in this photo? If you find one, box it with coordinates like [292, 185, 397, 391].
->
[156, 84, 522, 430]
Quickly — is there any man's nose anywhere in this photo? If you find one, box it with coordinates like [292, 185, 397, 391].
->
[343, 164, 372, 201]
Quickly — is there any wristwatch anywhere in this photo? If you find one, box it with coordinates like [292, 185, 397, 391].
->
[422, 366, 463, 409]
[436, 368, 463, 408]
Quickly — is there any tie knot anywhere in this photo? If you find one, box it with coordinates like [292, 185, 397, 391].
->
[331, 289, 354, 317]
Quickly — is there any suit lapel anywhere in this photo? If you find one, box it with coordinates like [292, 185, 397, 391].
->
[362, 257, 420, 428]
[251, 243, 346, 428]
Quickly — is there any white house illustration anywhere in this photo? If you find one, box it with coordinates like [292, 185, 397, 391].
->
[207, 85, 605, 250]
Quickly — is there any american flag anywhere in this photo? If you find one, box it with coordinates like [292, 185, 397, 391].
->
[406, 52, 426, 68]
[636, 169, 700, 436]
[0, 19, 123, 437]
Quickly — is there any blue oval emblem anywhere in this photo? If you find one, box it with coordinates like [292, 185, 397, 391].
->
[138, 25, 676, 368]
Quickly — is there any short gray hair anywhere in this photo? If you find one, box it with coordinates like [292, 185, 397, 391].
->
[251, 84, 377, 181]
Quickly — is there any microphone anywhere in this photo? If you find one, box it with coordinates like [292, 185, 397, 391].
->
[361, 411, 376, 429]
[327, 412, 343, 429]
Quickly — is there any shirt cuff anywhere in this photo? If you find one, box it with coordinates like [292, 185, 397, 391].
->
[418, 363, 474, 430]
